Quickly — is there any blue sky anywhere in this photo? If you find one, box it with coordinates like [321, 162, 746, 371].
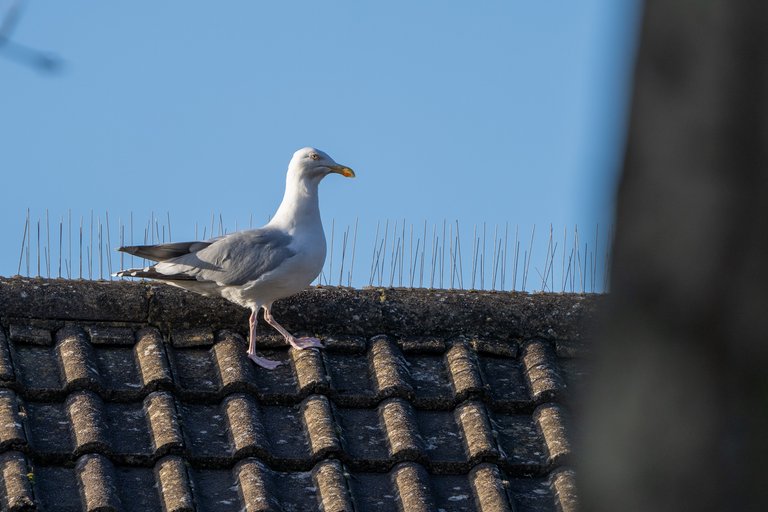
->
[0, 1, 641, 292]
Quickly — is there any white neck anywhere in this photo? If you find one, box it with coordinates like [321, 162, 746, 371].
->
[268, 172, 323, 233]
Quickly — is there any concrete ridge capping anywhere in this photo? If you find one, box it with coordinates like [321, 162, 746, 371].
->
[0, 277, 600, 341]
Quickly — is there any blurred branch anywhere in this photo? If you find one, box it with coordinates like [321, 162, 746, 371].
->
[0, 0, 63, 73]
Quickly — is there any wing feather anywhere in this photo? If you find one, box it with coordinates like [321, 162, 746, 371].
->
[118, 241, 214, 262]
[150, 228, 296, 286]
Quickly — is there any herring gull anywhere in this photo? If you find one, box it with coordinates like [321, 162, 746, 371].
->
[115, 147, 355, 369]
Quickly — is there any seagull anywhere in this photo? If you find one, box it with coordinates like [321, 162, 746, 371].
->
[115, 147, 355, 369]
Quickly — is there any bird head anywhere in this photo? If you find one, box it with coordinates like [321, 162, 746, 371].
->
[288, 147, 356, 182]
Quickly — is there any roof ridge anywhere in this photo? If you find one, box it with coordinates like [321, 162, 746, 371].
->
[0, 277, 599, 341]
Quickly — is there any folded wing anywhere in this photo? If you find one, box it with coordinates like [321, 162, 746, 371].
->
[117, 229, 296, 286]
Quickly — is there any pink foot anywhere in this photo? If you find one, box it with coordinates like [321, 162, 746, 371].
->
[290, 336, 324, 349]
[248, 353, 283, 370]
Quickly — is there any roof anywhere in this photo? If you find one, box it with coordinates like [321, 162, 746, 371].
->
[0, 277, 597, 512]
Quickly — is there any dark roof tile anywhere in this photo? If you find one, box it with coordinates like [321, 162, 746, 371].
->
[380, 398, 427, 463]
[57, 326, 100, 392]
[550, 467, 578, 512]
[291, 346, 328, 396]
[134, 327, 173, 390]
[103, 401, 153, 462]
[346, 470, 397, 510]
[33, 464, 80, 511]
[247, 353, 299, 402]
[477, 355, 529, 411]
[85, 325, 135, 345]
[0, 390, 25, 450]
[76, 453, 121, 511]
[26, 401, 73, 458]
[415, 409, 467, 473]
[335, 406, 390, 468]
[493, 412, 547, 472]
[557, 357, 589, 394]
[66, 390, 109, 457]
[260, 466, 317, 510]
[391, 462, 436, 512]
[168, 347, 220, 395]
[416, 408, 465, 468]
[508, 475, 559, 512]
[302, 394, 341, 460]
[554, 337, 590, 359]
[177, 401, 230, 463]
[171, 327, 215, 348]
[312, 459, 354, 512]
[188, 467, 240, 510]
[92, 345, 144, 397]
[250, 332, 293, 350]
[0, 329, 14, 382]
[470, 337, 519, 358]
[211, 331, 256, 393]
[522, 341, 566, 404]
[114, 466, 163, 512]
[9, 324, 52, 346]
[223, 393, 269, 459]
[446, 342, 484, 400]
[321, 334, 367, 352]
[0, 451, 34, 512]
[369, 336, 414, 400]
[234, 458, 279, 511]
[11, 343, 62, 397]
[533, 404, 571, 467]
[455, 401, 498, 463]
[145, 391, 184, 456]
[469, 462, 514, 512]
[325, 352, 377, 406]
[397, 336, 447, 353]
[261, 404, 311, 465]
[428, 472, 475, 511]
[407, 354, 454, 408]
[154, 455, 194, 512]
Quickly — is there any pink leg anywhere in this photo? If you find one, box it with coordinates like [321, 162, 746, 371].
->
[262, 303, 323, 349]
[246, 307, 282, 369]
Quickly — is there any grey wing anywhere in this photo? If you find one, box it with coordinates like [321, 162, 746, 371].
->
[154, 228, 296, 286]
[118, 240, 216, 262]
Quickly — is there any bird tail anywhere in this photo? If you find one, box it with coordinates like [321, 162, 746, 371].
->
[113, 266, 197, 281]
[117, 241, 212, 262]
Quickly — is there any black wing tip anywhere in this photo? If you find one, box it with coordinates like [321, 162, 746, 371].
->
[117, 245, 139, 255]
[117, 241, 213, 262]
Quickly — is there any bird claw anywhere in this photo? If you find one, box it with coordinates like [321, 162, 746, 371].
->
[248, 353, 283, 370]
[291, 336, 324, 349]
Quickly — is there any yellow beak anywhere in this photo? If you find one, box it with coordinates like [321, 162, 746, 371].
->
[330, 165, 356, 178]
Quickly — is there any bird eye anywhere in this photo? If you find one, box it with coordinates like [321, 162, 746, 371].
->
[309, 153, 320, 161]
